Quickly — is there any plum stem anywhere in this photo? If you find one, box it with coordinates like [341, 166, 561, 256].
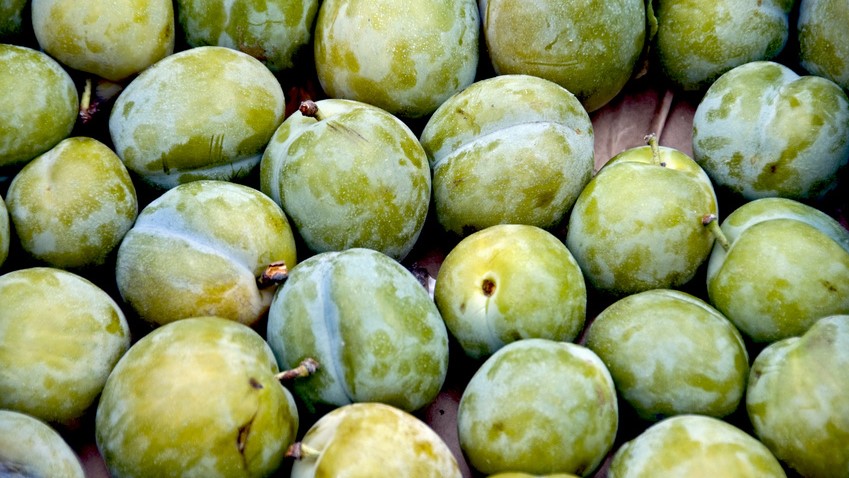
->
[644, 133, 666, 167]
[79, 78, 97, 124]
[299, 100, 325, 121]
[276, 358, 320, 381]
[702, 214, 730, 251]
[286, 442, 321, 460]
[257, 261, 289, 288]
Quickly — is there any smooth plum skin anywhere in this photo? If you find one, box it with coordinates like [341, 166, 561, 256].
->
[0, 410, 85, 478]
[798, 0, 849, 91]
[0, 195, 8, 268]
[692, 61, 849, 201]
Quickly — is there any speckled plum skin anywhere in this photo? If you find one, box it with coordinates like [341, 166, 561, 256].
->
[0, 195, 8, 268]
[291, 403, 462, 478]
[0, 0, 27, 37]
[584, 289, 748, 421]
[457, 339, 618, 477]
[434, 224, 587, 359]
[747, 314, 849, 478]
[115, 180, 297, 327]
[479, 0, 645, 112]
[266, 248, 449, 413]
[692, 61, 849, 201]
[608, 415, 787, 478]
[109, 46, 286, 189]
[31, 0, 174, 81]
[260, 99, 430, 261]
[653, 0, 793, 91]
[6, 137, 138, 269]
[313, 0, 479, 118]
[565, 144, 718, 297]
[0, 44, 78, 168]
[420, 75, 594, 237]
[0, 410, 85, 478]
[177, 0, 319, 72]
[0, 267, 131, 424]
[798, 0, 849, 91]
[706, 197, 849, 343]
[95, 317, 299, 478]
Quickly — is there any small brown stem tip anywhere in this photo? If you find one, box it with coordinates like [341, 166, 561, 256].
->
[286, 442, 321, 460]
[299, 100, 320, 118]
[276, 358, 320, 381]
[257, 261, 289, 288]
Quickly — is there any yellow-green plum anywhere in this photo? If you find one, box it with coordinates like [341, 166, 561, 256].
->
[0, 267, 130, 424]
[583, 289, 748, 421]
[653, 0, 793, 91]
[565, 139, 718, 297]
[457, 339, 618, 476]
[260, 99, 430, 261]
[479, 0, 646, 112]
[289, 402, 461, 478]
[0, 194, 8, 268]
[420, 75, 594, 237]
[313, 0, 479, 118]
[109, 46, 285, 189]
[692, 61, 849, 201]
[31, 0, 174, 81]
[0, 410, 85, 478]
[6, 137, 138, 269]
[95, 316, 299, 478]
[798, 0, 849, 91]
[434, 224, 587, 359]
[746, 314, 849, 478]
[266, 248, 449, 413]
[0, 44, 78, 169]
[608, 415, 787, 478]
[115, 180, 297, 327]
[177, 0, 319, 72]
[0, 0, 27, 37]
[706, 197, 849, 343]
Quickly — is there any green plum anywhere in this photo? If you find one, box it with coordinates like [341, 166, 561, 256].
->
[0, 193, 8, 268]
[608, 415, 786, 477]
[95, 316, 300, 478]
[583, 289, 748, 421]
[798, 0, 849, 91]
[289, 402, 462, 478]
[706, 197, 849, 343]
[266, 248, 449, 413]
[0, 44, 78, 169]
[434, 224, 587, 359]
[31, 0, 174, 81]
[109, 46, 285, 189]
[747, 314, 849, 478]
[0, 267, 131, 424]
[457, 339, 618, 477]
[177, 0, 319, 72]
[653, 0, 793, 91]
[260, 99, 430, 261]
[692, 61, 849, 201]
[115, 180, 297, 327]
[313, 0, 479, 118]
[0, 410, 85, 478]
[6, 137, 138, 269]
[565, 138, 718, 297]
[420, 74, 594, 236]
[0, 0, 27, 37]
[479, 0, 646, 112]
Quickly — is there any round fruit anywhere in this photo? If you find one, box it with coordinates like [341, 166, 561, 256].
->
[692, 61, 849, 201]
[0, 267, 131, 424]
[420, 74, 594, 236]
[798, 0, 849, 91]
[0, 410, 85, 478]
[31, 0, 175, 81]
[0, 44, 78, 168]
[653, 0, 793, 91]
[0, 194, 8, 268]
[115, 180, 297, 327]
[747, 314, 849, 478]
[608, 414, 787, 477]
[583, 289, 748, 421]
[434, 224, 587, 359]
[96, 316, 299, 478]
[706, 197, 849, 343]
[6, 136, 138, 269]
[266, 248, 449, 413]
[289, 402, 462, 478]
[0, 0, 27, 37]
[457, 338, 618, 476]
[109, 46, 286, 189]
[260, 98, 430, 261]
[479, 0, 646, 112]
[313, 0, 479, 118]
[177, 0, 320, 72]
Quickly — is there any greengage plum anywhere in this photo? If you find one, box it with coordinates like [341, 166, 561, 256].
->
[0, 410, 85, 478]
